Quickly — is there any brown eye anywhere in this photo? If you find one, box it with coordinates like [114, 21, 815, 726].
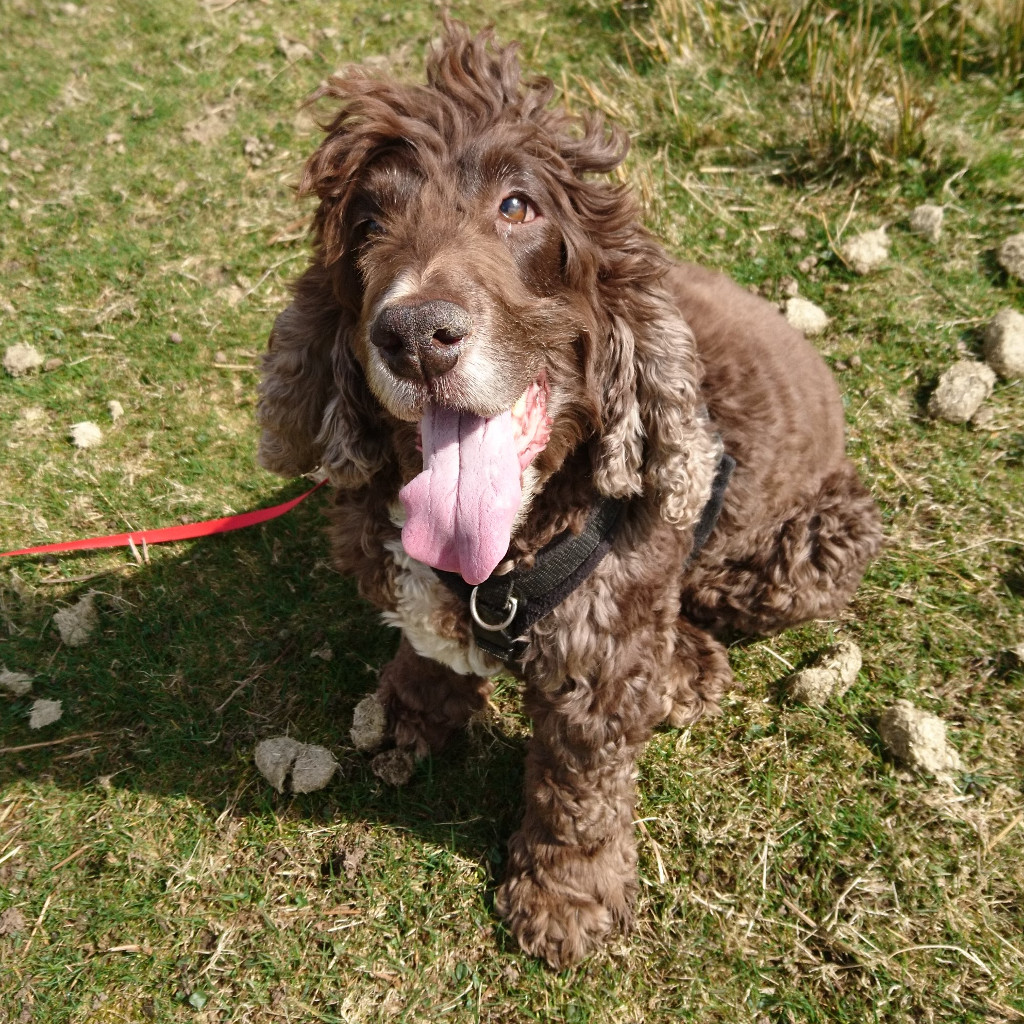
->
[498, 195, 536, 224]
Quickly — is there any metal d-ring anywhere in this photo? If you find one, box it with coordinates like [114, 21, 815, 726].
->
[469, 586, 518, 632]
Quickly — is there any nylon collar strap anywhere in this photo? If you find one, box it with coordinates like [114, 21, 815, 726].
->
[435, 452, 735, 668]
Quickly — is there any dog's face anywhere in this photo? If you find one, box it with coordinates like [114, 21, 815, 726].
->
[348, 148, 571, 426]
[294, 38, 643, 581]
[347, 140, 592, 580]
[258, 28, 716, 583]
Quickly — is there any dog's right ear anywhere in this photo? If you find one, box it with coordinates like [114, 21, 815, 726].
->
[257, 263, 390, 488]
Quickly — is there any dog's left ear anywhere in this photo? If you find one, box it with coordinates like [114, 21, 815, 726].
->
[551, 149, 721, 527]
[258, 263, 390, 488]
[591, 308, 719, 529]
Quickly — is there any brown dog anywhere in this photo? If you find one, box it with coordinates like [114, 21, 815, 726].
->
[257, 24, 882, 967]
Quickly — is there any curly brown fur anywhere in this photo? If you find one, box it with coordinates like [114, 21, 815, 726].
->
[378, 637, 494, 757]
[257, 23, 882, 968]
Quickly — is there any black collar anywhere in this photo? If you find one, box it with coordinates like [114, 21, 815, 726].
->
[434, 452, 735, 668]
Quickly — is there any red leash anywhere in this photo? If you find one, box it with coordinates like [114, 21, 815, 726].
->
[0, 479, 327, 559]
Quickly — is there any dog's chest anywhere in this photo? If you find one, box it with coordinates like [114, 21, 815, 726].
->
[381, 538, 503, 678]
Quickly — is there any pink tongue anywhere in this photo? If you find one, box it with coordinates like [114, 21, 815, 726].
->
[399, 405, 523, 585]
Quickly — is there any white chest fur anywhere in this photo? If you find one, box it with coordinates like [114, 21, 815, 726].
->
[381, 538, 503, 678]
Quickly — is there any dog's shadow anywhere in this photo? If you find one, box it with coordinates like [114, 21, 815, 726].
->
[0, 482, 525, 867]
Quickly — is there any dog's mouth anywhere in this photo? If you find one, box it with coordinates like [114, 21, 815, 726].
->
[399, 376, 551, 584]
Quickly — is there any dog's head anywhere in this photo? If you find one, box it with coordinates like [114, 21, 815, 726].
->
[258, 24, 716, 583]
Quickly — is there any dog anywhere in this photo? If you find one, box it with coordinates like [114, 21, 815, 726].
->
[257, 23, 883, 968]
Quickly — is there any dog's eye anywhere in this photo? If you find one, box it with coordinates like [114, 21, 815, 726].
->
[498, 195, 536, 224]
[356, 218, 385, 240]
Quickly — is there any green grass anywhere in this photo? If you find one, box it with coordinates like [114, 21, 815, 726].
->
[2, 1, 1023, 1021]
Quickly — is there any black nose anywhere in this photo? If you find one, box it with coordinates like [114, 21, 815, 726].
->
[369, 299, 472, 380]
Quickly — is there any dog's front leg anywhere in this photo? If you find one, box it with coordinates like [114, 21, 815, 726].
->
[376, 637, 494, 757]
[496, 671, 666, 968]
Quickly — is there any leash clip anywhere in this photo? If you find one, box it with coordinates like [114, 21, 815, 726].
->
[469, 586, 518, 632]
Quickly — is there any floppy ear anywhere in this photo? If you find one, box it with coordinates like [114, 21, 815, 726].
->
[300, 70, 424, 266]
[546, 151, 720, 527]
[592, 307, 719, 529]
[257, 264, 390, 488]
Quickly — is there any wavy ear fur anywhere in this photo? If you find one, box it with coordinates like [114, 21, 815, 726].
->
[257, 264, 389, 488]
[592, 306, 719, 528]
[540, 131, 720, 528]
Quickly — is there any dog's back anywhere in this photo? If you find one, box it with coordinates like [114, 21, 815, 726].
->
[667, 263, 881, 633]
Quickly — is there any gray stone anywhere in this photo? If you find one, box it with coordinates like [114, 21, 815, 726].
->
[983, 308, 1024, 378]
[996, 233, 1024, 282]
[843, 227, 890, 275]
[909, 204, 943, 242]
[783, 296, 830, 337]
[928, 360, 996, 423]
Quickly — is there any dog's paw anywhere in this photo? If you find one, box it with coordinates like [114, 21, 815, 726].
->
[495, 834, 634, 968]
[376, 642, 490, 757]
[383, 692, 440, 758]
[663, 622, 733, 727]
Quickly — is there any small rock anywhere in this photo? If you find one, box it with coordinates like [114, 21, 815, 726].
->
[996, 233, 1024, 282]
[842, 227, 890, 275]
[277, 36, 312, 62]
[971, 405, 997, 430]
[0, 666, 33, 697]
[168, 331, 183, 344]
[787, 224, 808, 242]
[982, 309, 1024, 378]
[928, 361, 996, 423]
[371, 748, 415, 787]
[53, 593, 99, 647]
[290, 744, 340, 793]
[70, 421, 103, 449]
[350, 694, 388, 753]
[254, 737, 338, 794]
[0, 908, 27, 935]
[310, 642, 333, 662]
[796, 254, 818, 275]
[44, 357, 64, 372]
[3, 342, 44, 377]
[29, 698, 63, 729]
[779, 275, 800, 298]
[783, 296, 830, 337]
[107, 400, 124, 422]
[786, 640, 863, 706]
[878, 699, 962, 777]
[909, 204, 943, 242]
